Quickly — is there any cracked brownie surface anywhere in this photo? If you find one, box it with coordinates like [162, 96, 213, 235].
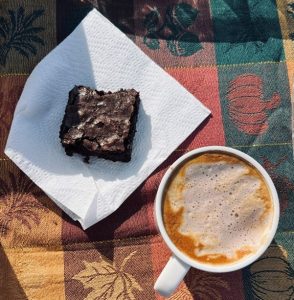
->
[60, 86, 140, 162]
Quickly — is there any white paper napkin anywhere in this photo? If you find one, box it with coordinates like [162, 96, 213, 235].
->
[5, 9, 210, 229]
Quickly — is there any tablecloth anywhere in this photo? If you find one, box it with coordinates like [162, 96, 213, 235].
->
[0, 0, 293, 299]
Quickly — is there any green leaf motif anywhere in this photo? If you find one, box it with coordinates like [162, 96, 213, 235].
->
[165, 6, 180, 35]
[16, 6, 25, 27]
[8, 10, 16, 33]
[21, 27, 44, 35]
[167, 32, 202, 56]
[0, 6, 45, 66]
[14, 46, 30, 59]
[0, 17, 9, 39]
[143, 33, 160, 50]
[23, 9, 44, 28]
[144, 10, 159, 32]
[142, 2, 201, 57]
[173, 3, 198, 30]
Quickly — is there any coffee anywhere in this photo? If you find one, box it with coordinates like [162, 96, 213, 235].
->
[163, 152, 274, 265]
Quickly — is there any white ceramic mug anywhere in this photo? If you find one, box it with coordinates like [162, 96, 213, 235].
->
[154, 146, 280, 297]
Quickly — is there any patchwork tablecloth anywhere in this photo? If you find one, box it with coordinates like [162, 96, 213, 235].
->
[0, 0, 293, 299]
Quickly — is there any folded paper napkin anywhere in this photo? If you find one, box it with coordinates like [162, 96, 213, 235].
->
[5, 9, 210, 229]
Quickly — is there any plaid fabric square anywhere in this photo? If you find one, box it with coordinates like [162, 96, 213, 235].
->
[211, 0, 284, 65]
[133, 0, 215, 67]
[64, 238, 154, 299]
[0, 245, 65, 299]
[0, 0, 56, 74]
[217, 62, 291, 146]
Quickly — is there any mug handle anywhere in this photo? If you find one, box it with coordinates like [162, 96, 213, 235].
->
[154, 255, 190, 297]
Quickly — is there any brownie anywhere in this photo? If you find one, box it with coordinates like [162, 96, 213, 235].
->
[59, 85, 140, 162]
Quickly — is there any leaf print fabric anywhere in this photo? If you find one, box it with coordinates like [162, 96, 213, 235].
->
[0, 7, 44, 66]
[143, 3, 202, 56]
[1, 0, 294, 299]
[73, 251, 142, 300]
[0, 168, 48, 236]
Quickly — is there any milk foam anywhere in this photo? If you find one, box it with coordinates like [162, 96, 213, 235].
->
[164, 153, 273, 264]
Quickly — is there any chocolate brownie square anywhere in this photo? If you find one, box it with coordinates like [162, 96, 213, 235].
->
[60, 86, 140, 162]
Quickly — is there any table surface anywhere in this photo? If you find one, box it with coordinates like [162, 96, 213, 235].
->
[0, 1, 293, 299]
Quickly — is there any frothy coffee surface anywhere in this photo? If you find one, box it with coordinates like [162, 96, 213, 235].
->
[163, 152, 273, 265]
